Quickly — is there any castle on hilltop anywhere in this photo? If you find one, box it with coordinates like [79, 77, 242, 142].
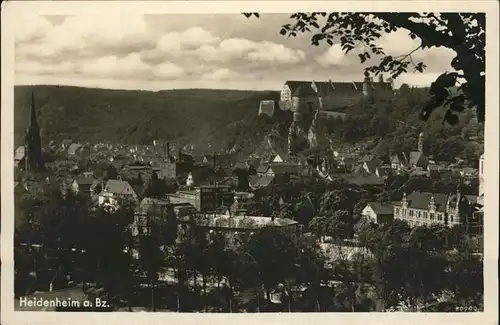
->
[259, 74, 393, 155]
[258, 74, 393, 118]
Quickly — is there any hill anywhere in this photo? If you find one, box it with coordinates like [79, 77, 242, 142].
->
[14, 85, 483, 165]
[14, 85, 281, 151]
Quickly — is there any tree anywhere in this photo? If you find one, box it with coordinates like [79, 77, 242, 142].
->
[106, 164, 119, 180]
[244, 13, 485, 124]
[143, 172, 170, 199]
[246, 227, 298, 304]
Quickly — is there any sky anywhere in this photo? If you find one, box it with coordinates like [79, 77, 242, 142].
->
[14, 13, 457, 91]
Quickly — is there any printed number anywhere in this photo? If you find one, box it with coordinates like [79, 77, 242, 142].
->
[455, 306, 478, 312]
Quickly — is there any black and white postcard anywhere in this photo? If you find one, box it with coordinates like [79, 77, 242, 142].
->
[1, 1, 498, 325]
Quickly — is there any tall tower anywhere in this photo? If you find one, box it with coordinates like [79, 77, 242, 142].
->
[25, 92, 45, 174]
[418, 132, 424, 153]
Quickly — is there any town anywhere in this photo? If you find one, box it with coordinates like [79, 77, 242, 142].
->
[12, 75, 484, 313]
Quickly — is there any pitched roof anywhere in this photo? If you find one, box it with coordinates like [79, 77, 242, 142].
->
[268, 163, 299, 175]
[67, 143, 83, 155]
[105, 179, 134, 195]
[376, 167, 389, 178]
[14, 146, 26, 160]
[367, 202, 394, 215]
[391, 153, 408, 165]
[233, 161, 250, 171]
[74, 176, 95, 186]
[256, 164, 270, 174]
[249, 175, 262, 186]
[342, 174, 385, 186]
[398, 191, 449, 212]
[285, 81, 316, 94]
[314, 81, 335, 94]
[409, 151, 427, 166]
[331, 82, 362, 93]
[254, 175, 275, 188]
[364, 161, 379, 174]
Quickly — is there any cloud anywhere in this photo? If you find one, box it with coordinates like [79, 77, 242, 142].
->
[16, 60, 75, 75]
[16, 14, 153, 61]
[156, 27, 220, 57]
[201, 68, 240, 81]
[316, 44, 347, 67]
[191, 38, 305, 66]
[153, 62, 185, 79]
[14, 14, 453, 90]
[78, 53, 151, 78]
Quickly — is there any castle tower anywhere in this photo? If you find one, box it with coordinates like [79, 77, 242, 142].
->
[288, 112, 308, 155]
[362, 73, 372, 96]
[25, 92, 45, 174]
[307, 111, 319, 148]
[418, 132, 424, 153]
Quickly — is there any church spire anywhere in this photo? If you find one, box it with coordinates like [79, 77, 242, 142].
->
[25, 92, 44, 173]
[30, 92, 39, 130]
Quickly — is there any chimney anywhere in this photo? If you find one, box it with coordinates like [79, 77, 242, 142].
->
[166, 142, 171, 160]
[378, 73, 384, 84]
[178, 148, 182, 162]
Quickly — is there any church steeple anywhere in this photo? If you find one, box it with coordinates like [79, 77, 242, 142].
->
[25, 92, 44, 173]
[418, 132, 424, 153]
[30, 92, 39, 131]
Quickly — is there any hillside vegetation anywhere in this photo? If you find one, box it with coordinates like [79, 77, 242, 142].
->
[14, 85, 280, 151]
[14, 85, 483, 164]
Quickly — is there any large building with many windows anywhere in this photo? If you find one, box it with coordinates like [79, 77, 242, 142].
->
[392, 188, 476, 228]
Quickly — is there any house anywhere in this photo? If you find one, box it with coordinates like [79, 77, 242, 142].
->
[67, 143, 83, 156]
[256, 164, 270, 176]
[97, 179, 138, 210]
[250, 175, 275, 189]
[408, 151, 429, 169]
[270, 153, 289, 164]
[158, 162, 178, 180]
[14, 145, 26, 167]
[61, 139, 73, 150]
[390, 153, 409, 172]
[258, 100, 277, 117]
[14, 181, 29, 198]
[132, 197, 173, 236]
[167, 185, 232, 213]
[362, 160, 382, 175]
[427, 163, 441, 178]
[392, 189, 476, 228]
[361, 202, 394, 224]
[478, 154, 484, 203]
[71, 176, 96, 196]
[176, 214, 300, 245]
[460, 167, 478, 179]
[266, 163, 299, 176]
[340, 174, 385, 186]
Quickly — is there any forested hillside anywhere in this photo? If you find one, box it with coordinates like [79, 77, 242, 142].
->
[14, 85, 483, 164]
[14, 85, 280, 150]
